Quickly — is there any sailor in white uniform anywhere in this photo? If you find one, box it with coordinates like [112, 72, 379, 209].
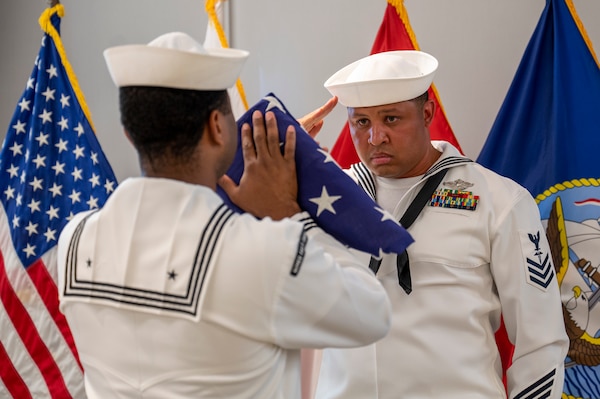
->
[313, 50, 569, 399]
[57, 32, 392, 399]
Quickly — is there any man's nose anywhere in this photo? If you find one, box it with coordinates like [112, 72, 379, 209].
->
[368, 125, 388, 146]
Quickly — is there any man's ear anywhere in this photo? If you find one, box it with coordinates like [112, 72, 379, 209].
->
[423, 99, 436, 128]
[206, 109, 225, 146]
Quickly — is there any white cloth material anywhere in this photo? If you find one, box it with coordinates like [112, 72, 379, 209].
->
[315, 141, 569, 399]
[57, 178, 391, 399]
[376, 174, 422, 215]
[324, 50, 438, 107]
[103, 31, 249, 90]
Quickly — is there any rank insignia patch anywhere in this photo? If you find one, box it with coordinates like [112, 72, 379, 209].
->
[524, 231, 555, 291]
[429, 189, 479, 211]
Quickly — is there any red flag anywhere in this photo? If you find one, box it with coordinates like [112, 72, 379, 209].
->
[330, 0, 463, 169]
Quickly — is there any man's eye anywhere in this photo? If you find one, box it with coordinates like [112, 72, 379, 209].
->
[356, 119, 369, 127]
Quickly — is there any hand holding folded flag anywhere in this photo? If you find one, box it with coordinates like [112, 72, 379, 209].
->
[217, 93, 414, 258]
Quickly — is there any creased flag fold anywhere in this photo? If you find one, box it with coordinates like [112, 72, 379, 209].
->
[0, 4, 117, 398]
[477, 1, 600, 397]
[217, 93, 414, 258]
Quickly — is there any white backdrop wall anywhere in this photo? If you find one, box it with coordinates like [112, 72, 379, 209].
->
[2, 1, 599, 182]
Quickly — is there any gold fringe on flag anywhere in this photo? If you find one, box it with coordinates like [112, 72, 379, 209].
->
[38, 4, 96, 132]
[388, 0, 450, 131]
[565, 0, 599, 68]
[204, 0, 249, 110]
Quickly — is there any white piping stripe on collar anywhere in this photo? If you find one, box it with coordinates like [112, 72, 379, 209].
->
[351, 162, 376, 200]
[350, 155, 472, 200]
[423, 156, 472, 178]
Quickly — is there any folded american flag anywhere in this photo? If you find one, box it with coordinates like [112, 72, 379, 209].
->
[217, 93, 413, 257]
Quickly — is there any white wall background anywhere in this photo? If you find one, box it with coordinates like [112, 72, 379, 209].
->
[2, 1, 599, 182]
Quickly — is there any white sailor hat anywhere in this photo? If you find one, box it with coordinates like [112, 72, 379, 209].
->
[324, 50, 438, 107]
[104, 31, 249, 90]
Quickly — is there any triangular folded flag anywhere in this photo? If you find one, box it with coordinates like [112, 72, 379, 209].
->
[218, 93, 414, 257]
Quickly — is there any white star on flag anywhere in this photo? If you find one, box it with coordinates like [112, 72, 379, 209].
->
[318, 148, 338, 165]
[376, 206, 397, 223]
[264, 95, 285, 112]
[309, 186, 342, 216]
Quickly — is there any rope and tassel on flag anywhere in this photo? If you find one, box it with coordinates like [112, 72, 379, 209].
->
[0, 3, 117, 398]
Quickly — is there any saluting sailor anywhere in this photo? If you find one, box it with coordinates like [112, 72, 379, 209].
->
[312, 50, 569, 399]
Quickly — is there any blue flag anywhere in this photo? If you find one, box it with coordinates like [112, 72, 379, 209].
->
[477, 1, 600, 397]
[0, 5, 117, 398]
[218, 93, 414, 258]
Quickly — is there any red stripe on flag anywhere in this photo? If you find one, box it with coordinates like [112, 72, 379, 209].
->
[27, 259, 82, 370]
[0, 340, 33, 399]
[0, 252, 72, 399]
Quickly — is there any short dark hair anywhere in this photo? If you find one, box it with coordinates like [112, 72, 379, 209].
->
[119, 87, 231, 164]
[411, 90, 429, 108]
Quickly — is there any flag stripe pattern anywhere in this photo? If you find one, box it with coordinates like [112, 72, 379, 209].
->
[217, 93, 414, 258]
[0, 5, 117, 398]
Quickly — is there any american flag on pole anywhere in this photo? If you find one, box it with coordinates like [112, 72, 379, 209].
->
[0, 4, 117, 398]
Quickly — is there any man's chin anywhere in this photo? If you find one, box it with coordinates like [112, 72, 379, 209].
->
[369, 164, 398, 179]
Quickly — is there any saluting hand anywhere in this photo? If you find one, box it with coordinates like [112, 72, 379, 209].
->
[297, 96, 338, 148]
